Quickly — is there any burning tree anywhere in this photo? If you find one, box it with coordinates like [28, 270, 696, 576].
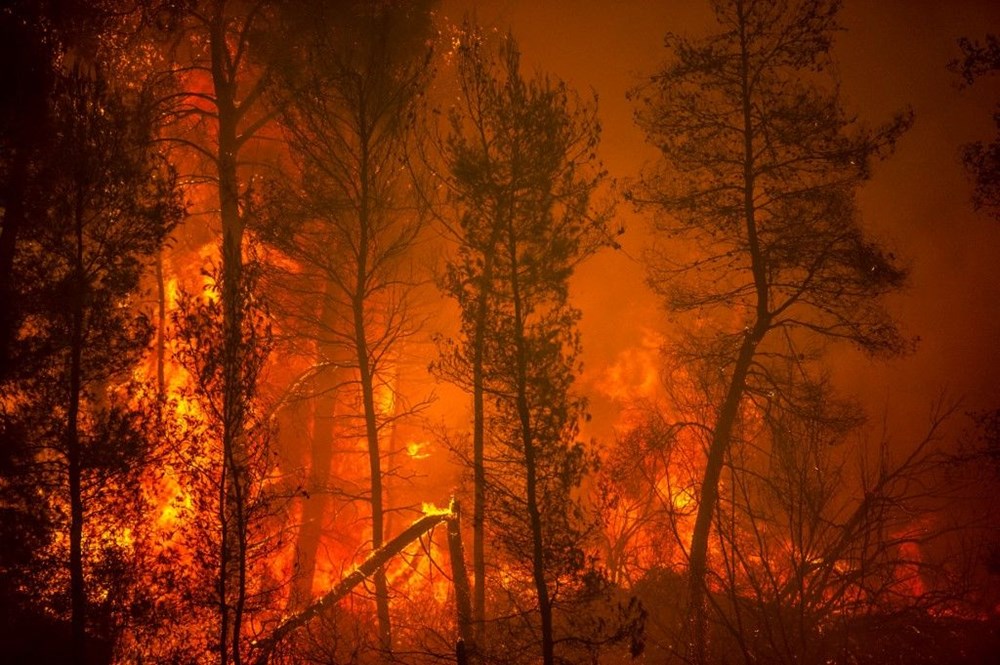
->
[263, 0, 436, 654]
[151, 1, 290, 661]
[630, 0, 912, 661]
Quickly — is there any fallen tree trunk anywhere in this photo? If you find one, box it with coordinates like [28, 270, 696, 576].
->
[251, 501, 472, 665]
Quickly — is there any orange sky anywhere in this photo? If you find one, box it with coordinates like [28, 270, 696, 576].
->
[437, 0, 1000, 448]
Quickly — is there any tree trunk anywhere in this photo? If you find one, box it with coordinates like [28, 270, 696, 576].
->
[289, 289, 341, 609]
[67, 189, 87, 665]
[355, 298, 392, 652]
[686, 9, 769, 663]
[470, 253, 495, 643]
[353, 112, 392, 653]
[506, 228, 554, 665]
[209, 3, 248, 662]
[154, 247, 167, 402]
[684, 334, 757, 665]
[447, 501, 475, 654]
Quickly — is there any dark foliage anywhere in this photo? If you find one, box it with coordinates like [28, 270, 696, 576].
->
[951, 34, 1000, 219]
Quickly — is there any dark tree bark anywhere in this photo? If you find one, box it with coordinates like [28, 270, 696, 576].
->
[208, 9, 248, 662]
[507, 223, 555, 665]
[158, 3, 282, 660]
[352, 209, 393, 651]
[21, 63, 181, 665]
[470, 255, 494, 639]
[154, 249, 167, 401]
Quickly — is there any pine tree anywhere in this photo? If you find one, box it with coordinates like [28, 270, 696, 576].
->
[631, 1, 911, 661]
[436, 27, 612, 664]
[0, 64, 179, 664]
[952, 34, 1000, 219]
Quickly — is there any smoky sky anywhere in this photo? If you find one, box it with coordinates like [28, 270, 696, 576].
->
[439, 0, 1000, 446]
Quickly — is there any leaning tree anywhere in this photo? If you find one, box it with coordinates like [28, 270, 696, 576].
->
[631, 1, 912, 661]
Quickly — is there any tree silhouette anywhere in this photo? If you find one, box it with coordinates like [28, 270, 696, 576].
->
[0, 63, 179, 664]
[631, 1, 911, 661]
[153, 2, 287, 660]
[436, 26, 612, 664]
[264, 0, 435, 652]
[952, 34, 1000, 220]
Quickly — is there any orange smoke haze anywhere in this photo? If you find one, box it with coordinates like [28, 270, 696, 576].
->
[440, 0, 1000, 449]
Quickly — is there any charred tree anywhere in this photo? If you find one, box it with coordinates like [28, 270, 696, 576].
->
[0, 5, 187, 662]
[432, 33, 506, 639]
[631, 1, 911, 662]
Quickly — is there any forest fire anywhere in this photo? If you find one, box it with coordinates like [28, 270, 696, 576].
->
[2, 1, 1000, 665]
